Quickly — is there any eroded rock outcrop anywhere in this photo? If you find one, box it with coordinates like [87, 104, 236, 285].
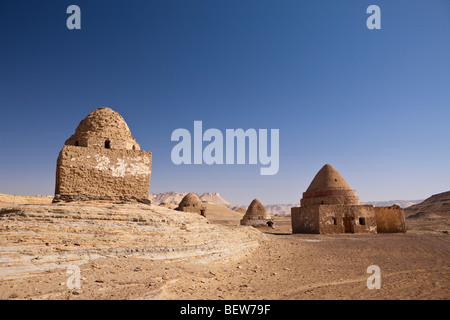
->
[0, 203, 262, 280]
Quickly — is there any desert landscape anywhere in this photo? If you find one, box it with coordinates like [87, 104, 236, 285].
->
[1, 1, 449, 307]
[0, 190, 448, 300]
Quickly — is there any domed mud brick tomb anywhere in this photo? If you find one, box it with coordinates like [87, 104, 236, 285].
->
[175, 193, 207, 216]
[240, 199, 274, 227]
[54, 107, 152, 203]
[291, 164, 406, 234]
[291, 164, 376, 234]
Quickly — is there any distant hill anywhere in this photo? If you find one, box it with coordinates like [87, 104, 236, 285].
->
[265, 204, 298, 216]
[363, 200, 423, 208]
[404, 191, 450, 232]
[405, 191, 450, 218]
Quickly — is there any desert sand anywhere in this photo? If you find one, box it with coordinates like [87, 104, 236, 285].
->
[0, 194, 448, 300]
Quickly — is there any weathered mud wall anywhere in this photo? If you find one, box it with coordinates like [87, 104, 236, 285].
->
[55, 145, 151, 203]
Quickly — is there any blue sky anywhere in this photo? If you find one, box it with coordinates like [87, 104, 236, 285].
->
[0, 0, 449, 205]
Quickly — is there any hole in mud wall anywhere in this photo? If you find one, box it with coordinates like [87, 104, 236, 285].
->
[359, 217, 366, 225]
[105, 140, 111, 149]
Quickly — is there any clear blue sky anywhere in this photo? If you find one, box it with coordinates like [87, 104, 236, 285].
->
[0, 0, 449, 205]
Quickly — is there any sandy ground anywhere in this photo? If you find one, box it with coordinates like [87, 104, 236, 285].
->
[0, 196, 448, 300]
[1, 215, 448, 300]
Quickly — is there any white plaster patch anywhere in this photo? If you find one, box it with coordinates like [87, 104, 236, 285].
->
[94, 155, 111, 171]
[369, 226, 376, 232]
[94, 155, 150, 177]
[127, 161, 151, 176]
[111, 158, 127, 177]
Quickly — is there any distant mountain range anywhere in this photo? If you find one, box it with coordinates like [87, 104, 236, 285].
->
[362, 200, 424, 208]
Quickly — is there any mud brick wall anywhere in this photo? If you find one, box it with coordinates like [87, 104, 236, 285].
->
[375, 205, 406, 233]
[55, 145, 151, 202]
[291, 206, 319, 234]
[318, 204, 377, 234]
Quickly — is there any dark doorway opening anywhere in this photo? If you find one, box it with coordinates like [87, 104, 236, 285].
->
[343, 217, 354, 233]
[105, 140, 111, 149]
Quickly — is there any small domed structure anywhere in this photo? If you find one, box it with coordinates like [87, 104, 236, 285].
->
[176, 193, 206, 216]
[240, 199, 273, 227]
[54, 107, 152, 203]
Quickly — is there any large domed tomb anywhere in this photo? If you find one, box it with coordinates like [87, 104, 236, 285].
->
[54, 107, 152, 203]
[291, 164, 376, 234]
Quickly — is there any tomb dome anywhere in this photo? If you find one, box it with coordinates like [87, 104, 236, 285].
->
[240, 198, 273, 227]
[244, 199, 271, 219]
[301, 164, 360, 206]
[64, 107, 140, 150]
[178, 193, 203, 208]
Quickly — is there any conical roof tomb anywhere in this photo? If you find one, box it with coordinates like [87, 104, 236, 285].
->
[176, 193, 207, 216]
[245, 199, 271, 218]
[301, 164, 360, 207]
[54, 107, 152, 204]
[240, 199, 273, 227]
[291, 163, 405, 235]
[291, 163, 378, 234]
[306, 164, 352, 193]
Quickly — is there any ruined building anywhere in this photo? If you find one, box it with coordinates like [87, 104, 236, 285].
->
[175, 193, 206, 216]
[291, 164, 405, 234]
[240, 198, 273, 227]
[374, 204, 406, 233]
[54, 107, 152, 204]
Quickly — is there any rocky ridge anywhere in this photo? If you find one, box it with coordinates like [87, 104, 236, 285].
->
[0, 202, 262, 281]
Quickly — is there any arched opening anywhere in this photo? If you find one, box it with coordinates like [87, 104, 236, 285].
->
[132, 145, 136, 151]
[105, 140, 111, 149]
[75, 141, 79, 146]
